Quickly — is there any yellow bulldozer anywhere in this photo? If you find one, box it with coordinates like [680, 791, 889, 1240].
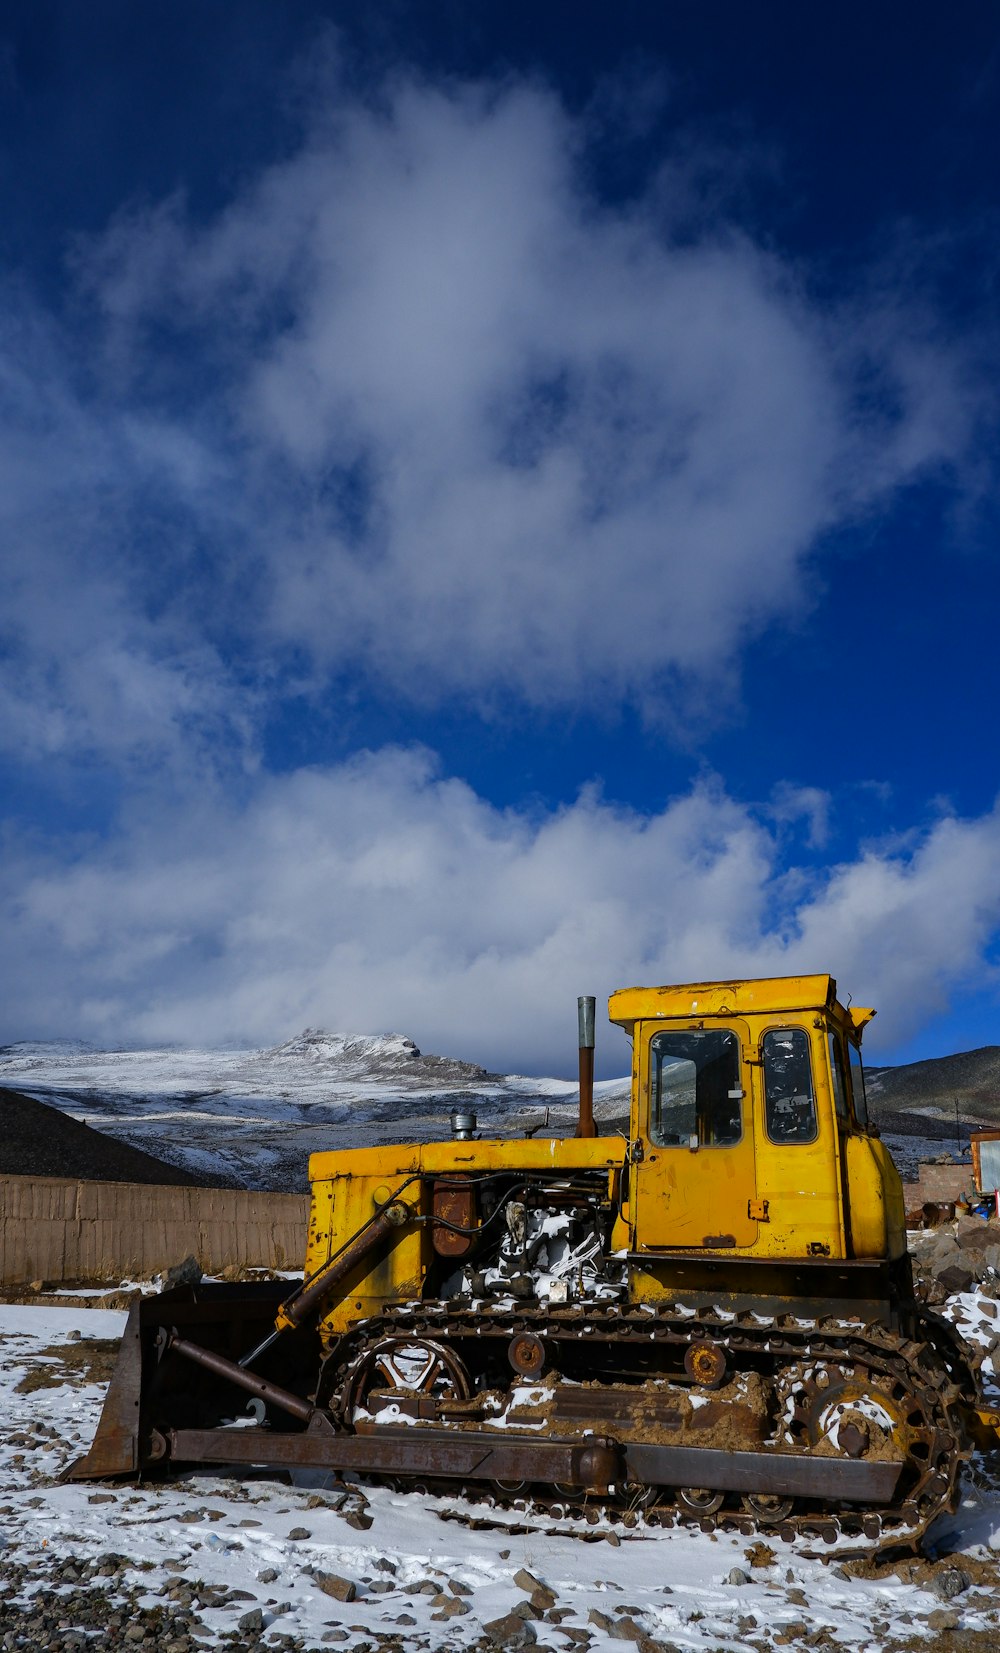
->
[69, 974, 993, 1550]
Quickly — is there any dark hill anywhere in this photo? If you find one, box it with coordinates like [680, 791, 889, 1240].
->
[0, 1087, 238, 1186]
[867, 1046, 1000, 1125]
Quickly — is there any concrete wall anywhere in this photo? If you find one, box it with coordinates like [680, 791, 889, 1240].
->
[0, 1175, 310, 1285]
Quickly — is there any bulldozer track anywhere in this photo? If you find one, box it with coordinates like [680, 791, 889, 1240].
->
[326, 1296, 972, 1555]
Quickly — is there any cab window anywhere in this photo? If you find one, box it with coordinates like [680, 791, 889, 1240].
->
[650, 1029, 742, 1147]
[762, 1028, 818, 1143]
[849, 1041, 869, 1128]
[828, 1033, 850, 1124]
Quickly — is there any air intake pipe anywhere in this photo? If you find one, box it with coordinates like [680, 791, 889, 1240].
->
[576, 994, 596, 1138]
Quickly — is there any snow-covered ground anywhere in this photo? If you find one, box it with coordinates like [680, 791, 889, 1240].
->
[0, 1033, 632, 1190]
[4, 1299, 1000, 1652]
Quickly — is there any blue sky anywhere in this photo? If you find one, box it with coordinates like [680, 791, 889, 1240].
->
[1, 2, 999, 1074]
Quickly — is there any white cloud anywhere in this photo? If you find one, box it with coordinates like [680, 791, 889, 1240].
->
[74, 67, 984, 721]
[4, 751, 999, 1070]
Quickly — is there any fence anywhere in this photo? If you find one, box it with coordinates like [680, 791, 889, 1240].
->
[0, 1174, 310, 1286]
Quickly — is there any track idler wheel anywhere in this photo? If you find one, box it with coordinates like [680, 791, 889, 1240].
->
[677, 1487, 724, 1516]
[742, 1492, 795, 1524]
[340, 1336, 472, 1419]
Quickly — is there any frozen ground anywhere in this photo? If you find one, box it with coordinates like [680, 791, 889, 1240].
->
[0, 1033, 632, 1191]
[3, 1299, 1000, 1652]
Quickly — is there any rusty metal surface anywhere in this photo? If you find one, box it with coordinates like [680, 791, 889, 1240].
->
[575, 1045, 596, 1139]
[432, 1181, 477, 1257]
[164, 1424, 623, 1488]
[64, 1294, 144, 1480]
[625, 1444, 902, 1502]
[67, 1281, 317, 1483]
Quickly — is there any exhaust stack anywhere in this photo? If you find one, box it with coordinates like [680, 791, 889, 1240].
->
[576, 994, 596, 1138]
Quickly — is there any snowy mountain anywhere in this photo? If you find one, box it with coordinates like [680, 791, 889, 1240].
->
[0, 1031, 631, 1192]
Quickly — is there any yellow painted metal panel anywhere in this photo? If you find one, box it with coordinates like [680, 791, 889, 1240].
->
[609, 975, 835, 1032]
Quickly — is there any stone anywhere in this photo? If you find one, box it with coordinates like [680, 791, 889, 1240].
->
[931, 1567, 970, 1600]
[317, 1574, 356, 1602]
[957, 1217, 993, 1250]
[531, 1586, 558, 1612]
[342, 1511, 373, 1531]
[238, 1608, 265, 1633]
[368, 1581, 396, 1595]
[937, 1263, 975, 1295]
[514, 1570, 547, 1594]
[432, 1598, 470, 1619]
[257, 1568, 279, 1584]
[589, 1610, 614, 1631]
[926, 1609, 960, 1632]
[610, 1617, 646, 1641]
[163, 1255, 203, 1289]
[447, 1577, 472, 1595]
[484, 1611, 538, 1646]
[286, 1527, 311, 1541]
[726, 1568, 751, 1586]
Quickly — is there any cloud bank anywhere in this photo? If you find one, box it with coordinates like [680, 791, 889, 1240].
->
[4, 750, 1000, 1070]
[0, 58, 996, 1065]
[0, 62, 978, 765]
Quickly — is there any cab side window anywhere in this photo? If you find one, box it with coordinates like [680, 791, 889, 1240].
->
[828, 1033, 850, 1125]
[762, 1028, 818, 1144]
[848, 1041, 869, 1128]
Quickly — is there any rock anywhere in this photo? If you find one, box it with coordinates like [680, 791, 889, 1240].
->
[531, 1585, 558, 1612]
[931, 1567, 969, 1600]
[937, 1263, 976, 1295]
[514, 1569, 548, 1595]
[926, 1609, 960, 1631]
[610, 1617, 646, 1641]
[589, 1610, 614, 1631]
[342, 1510, 373, 1531]
[238, 1608, 265, 1633]
[605, 1530, 621, 1546]
[368, 1581, 395, 1595]
[432, 1597, 470, 1618]
[447, 1577, 472, 1595]
[316, 1574, 356, 1603]
[163, 1255, 203, 1289]
[257, 1568, 279, 1584]
[726, 1568, 751, 1586]
[286, 1527, 311, 1541]
[484, 1611, 537, 1646]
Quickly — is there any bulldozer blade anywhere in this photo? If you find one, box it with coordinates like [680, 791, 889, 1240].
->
[66, 1278, 314, 1483]
[65, 1293, 145, 1479]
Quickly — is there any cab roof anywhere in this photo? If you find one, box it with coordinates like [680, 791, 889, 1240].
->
[608, 974, 875, 1041]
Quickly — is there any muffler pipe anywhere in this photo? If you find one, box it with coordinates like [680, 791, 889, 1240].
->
[575, 994, 596, 1139]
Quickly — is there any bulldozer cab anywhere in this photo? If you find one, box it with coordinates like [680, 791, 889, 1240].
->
[609, 975, 903, 1263]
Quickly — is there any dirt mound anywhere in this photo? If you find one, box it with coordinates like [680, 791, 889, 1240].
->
[0, 1088, 237, 1187]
